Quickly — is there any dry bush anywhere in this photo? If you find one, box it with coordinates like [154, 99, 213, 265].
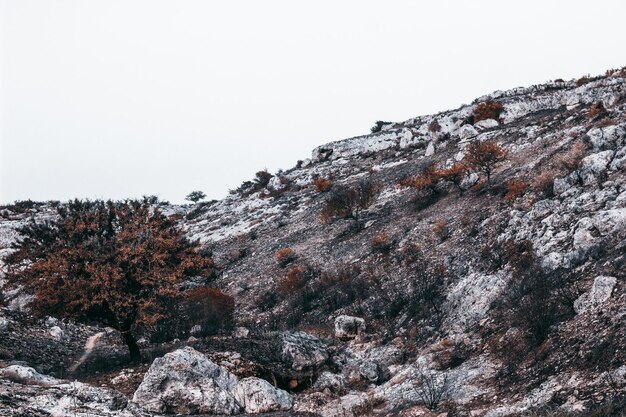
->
[278, 265, 307, 296]
[313, 177, 332, 192]
[181, 287, 234, 336]
[576, 75, 592, 86]
[298, 263, 375, 316]
[438, 162, 470, 194]
[371, 233, 392, 253]
[320, 178, 381, 222]
[534, 171, 555, 198]
[589, 101, 608, 120]
[432, 220, 449, 241]
[370, 120, 392, 133]
[428, 119, 441, 133]
[555, 140, 587, 172]
[463, 140, 508, 183]
[472, 100, 504, 123]
[275, 248, 296, 267]
[411, 365, 450, 410]
[498, 247, 576, 346]
[398, 164, 442, 194]
[504, 179, 528, 202]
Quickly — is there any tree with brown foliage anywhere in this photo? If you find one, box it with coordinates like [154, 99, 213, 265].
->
[6, 198, 214, 362]
[463, 140, 508, 183]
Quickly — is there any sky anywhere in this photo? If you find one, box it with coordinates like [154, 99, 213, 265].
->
[1, 1, 625, 204]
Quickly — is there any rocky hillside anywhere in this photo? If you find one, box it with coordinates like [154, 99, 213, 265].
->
[1, 68, 625, 417]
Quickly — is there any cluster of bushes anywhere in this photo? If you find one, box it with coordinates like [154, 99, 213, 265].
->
[397, 140, 508, 203]
[230, 170, 274, 196]
[320, 178, 382, 222]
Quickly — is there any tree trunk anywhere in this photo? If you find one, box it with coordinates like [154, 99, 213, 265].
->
[121, 330, 141, 363]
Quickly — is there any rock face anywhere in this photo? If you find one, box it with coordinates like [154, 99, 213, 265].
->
[334, 315, 365, 339]
[0, 365, 129, 416]
[234, 377, 293, 413]
[132, 347, 292, 415]
[280, 331, 329, 371]
[133, 347, 241, 415]
[574, 276, 617, 314]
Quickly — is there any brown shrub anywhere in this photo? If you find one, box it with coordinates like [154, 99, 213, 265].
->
[313, 177, 332, 193]
[556, 140, 587, 172]
[398, 164, 442, 193]
[371, 233, 392, 253]
[401, 242, 423, 265]
[428, 119, 441, 133]
[275, 248, 296, 267]
[504, 179, 528, 202]
[278, 266, 307, 296]
[432, 220, 449, 241]
[463, 140, 508, 183]
[438, 162, 470, 193]
[472, 100, 504, 123]
[589, 101, 608, 120]
[576, 75, 592, 86]
[533, 171, 555, 198]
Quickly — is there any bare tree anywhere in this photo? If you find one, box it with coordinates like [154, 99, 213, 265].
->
[411, 364, 450, 410]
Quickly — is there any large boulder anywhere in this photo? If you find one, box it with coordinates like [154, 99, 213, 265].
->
[280, 331, 329, 371]
[132, 347, 293, 415]
[132, 347, 240, 415]
[334, 315, 365, 339]
[234, 377, 292, 413]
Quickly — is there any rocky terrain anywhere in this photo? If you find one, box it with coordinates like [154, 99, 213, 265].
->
[1, 68, 625, 416]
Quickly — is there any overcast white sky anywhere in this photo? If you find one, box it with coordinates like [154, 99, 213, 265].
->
[1, 1, 625, 204]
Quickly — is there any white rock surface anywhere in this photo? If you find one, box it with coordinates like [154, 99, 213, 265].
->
[280, 331, 329, 371]
[132, 346, 293, 415]
[234, 377, 292, 413]
[334, 315, 365, 339]
[573, 276, 617, 314]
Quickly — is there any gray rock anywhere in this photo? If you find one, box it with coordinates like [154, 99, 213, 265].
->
[234, 377, 292, 413]
[0, 317, 8, 332]
[313, 371, 346, 394]
[574, 276, 617, 314]
[48, 326, 65, 341]
[424, 142, 435, 156]
[0, 366, 129, 416]
[133, 347, 293, 415]
[474, 118, 499, 130]
[334, 315, 365, 339]
[280, 331, 329, 371]
[132, 346, 241, 415]
[578, 151, 614, 186]
[234, 326, 250, 338]
[190, 324, 202, 336]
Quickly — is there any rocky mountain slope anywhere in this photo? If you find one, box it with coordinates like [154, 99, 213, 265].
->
[1, 68, 625, 416]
